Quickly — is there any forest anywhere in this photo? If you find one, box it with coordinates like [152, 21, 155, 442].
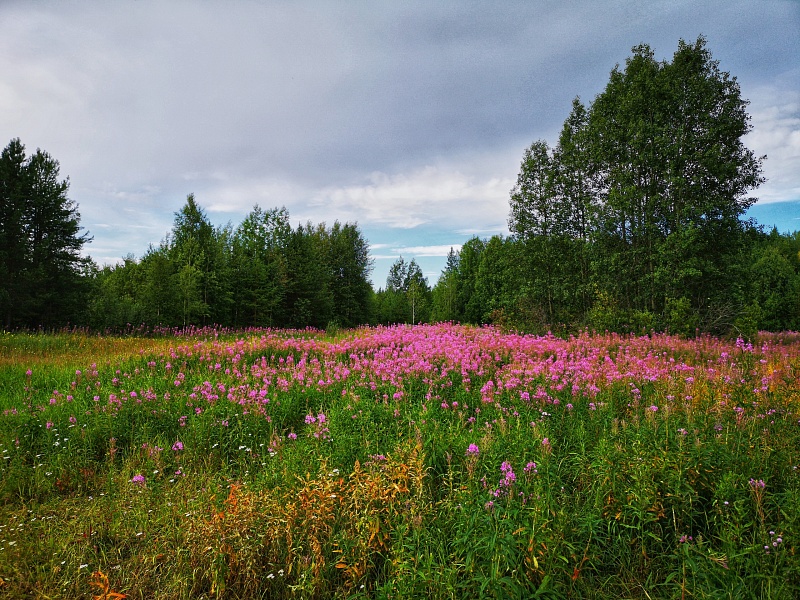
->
[1, 37, 798, 336]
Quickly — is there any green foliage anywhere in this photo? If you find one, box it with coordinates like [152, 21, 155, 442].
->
[0, 138, 92, 330]
[325, 222, 374, 328]
[431, 248, 460, 323]
[663, 296, 699, 337]
[376, 256, 432, 324]
[230, 205, 290, 327]
[87, 200, 375, 331]
[429, 37, 797, 337]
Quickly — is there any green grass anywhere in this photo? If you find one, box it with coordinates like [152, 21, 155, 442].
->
[0, 325, 798, 598]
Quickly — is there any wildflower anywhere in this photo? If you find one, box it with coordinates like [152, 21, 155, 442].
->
[466, 443, 480, 456]
[172, 441, 184, 452]
[130, 474, 145, 486]
[287, 432, 297, 440]
[500, 462, 516, 486]
[749, 478, 765, 489]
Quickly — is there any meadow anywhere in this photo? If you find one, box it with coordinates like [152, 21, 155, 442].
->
[0, 324, 798, 599]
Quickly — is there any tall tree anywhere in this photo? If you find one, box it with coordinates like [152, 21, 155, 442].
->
[375, 257, 432, 324]
[588, 37, 764, 320]
[457, 237, 487, 324]
[231, 205, 290, 327]
[169, 195, 214, 325]
[325, 221, 373, 327]
[283, 222, 333, 328]
[431, 247, 461, 322]
[404, 259, 431, 325]
[509, 37, 765, 334]
[0, 139, 92, 328]
[378, 257, 410, 324]
[168, 194, 234, 326]
[472, 235, 521, 325]
[508, 142, 568, 324]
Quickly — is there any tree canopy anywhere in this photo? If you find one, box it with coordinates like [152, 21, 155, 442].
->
[87, 196, 375, 331]
[501, 36, 766, 333]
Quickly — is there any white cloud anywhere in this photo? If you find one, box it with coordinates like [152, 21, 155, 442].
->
[745, 86, 800, 203]
[203, 179, 308, 215]
[396, 244, 462, 257]
[311, 164, 513, 230]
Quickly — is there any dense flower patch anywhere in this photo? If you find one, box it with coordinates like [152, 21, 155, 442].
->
[0, 324, 799, 598]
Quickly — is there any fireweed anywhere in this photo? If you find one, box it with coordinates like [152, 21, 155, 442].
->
[0, 324, 798, 598]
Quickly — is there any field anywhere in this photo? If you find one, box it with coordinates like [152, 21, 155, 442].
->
[1, 324, 799, 599]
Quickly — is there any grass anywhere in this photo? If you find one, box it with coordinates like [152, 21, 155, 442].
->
[0, 324, 798, 598]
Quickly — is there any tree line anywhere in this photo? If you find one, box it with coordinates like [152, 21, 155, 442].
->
[2, 37, 799, 335]
[90, 196, 375, 330]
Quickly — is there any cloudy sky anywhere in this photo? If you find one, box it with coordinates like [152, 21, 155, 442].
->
[2, 1, 799, 287]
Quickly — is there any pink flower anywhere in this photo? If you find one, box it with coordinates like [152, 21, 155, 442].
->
[172, 441, 184, 451]
[466, 444, 480, 456]
[130, 474, 145, 486]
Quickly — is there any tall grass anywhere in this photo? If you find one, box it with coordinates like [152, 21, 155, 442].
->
[0, 325, 798, 598]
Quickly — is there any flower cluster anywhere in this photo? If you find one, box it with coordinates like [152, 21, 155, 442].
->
[305, 412, 331, 440]
[489, 461, 517, 498]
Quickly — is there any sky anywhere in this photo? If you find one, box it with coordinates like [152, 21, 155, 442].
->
[2, 1, 799, 288]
